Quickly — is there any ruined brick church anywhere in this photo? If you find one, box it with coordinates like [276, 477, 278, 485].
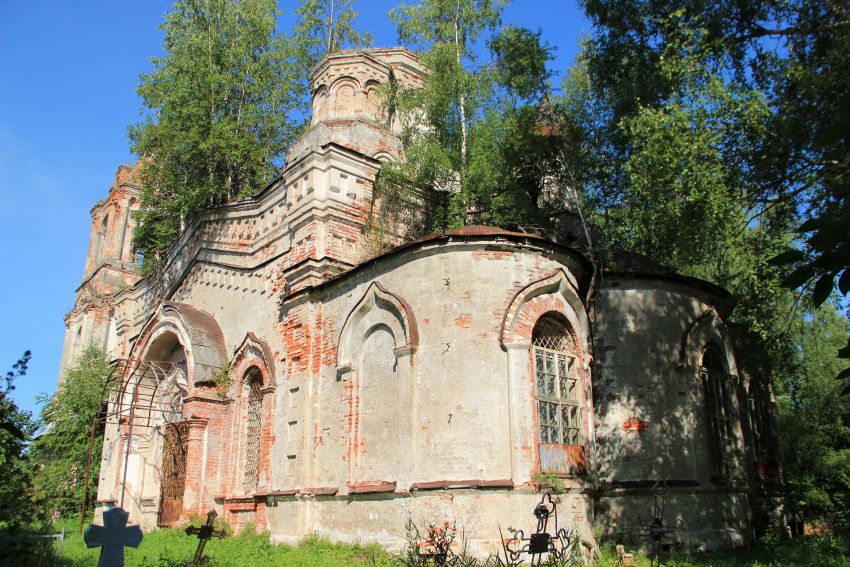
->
[59, 48, 782, 555]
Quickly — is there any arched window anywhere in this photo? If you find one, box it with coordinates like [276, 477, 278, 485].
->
[532, 314, 584, 474]
[242, 367, 263, 493]
[701, 346, 734, 481]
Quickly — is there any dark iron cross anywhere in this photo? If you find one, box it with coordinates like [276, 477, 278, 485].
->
[185, 510, 226, 566]
[498, 492, 581, 566]
[629, 484, 688, 567]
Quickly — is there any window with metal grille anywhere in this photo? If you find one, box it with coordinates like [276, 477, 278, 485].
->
[532, 315, 583, 465]
[747, 379, 780, 482]
[243, 368, 263, 493]
[700, 347, 734, 481]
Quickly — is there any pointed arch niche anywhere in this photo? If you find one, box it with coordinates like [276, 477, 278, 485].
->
[498, 269, 594, 485]
[228, 333, 276, 495]
[336, 282, 418, 493]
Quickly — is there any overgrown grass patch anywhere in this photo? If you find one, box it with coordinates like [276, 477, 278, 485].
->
[594, 535, 850, 567]
[52, 518, 393, 566]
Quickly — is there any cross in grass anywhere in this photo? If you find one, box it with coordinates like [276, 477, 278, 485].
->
[84, 507, 143, 567]
[186, 510, 227, 566]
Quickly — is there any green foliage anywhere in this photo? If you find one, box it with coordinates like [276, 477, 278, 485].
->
[129, 0, 303, 268]
[381, 0, 577, 234]
[594, 536, 850, 567]
[292, 0, 372, 105]
[44, 515, 850, 566]
[578, 0, 850, 376]
[213, 361, 233, 397]
[573, 0, 850, 529]
[0, 350, 38, 529]
[0, 351, 49, 560]
[560, 13, 798, 415]
[131, 0, 372, 270]
[30, 346, 113, 520]
[778, 305, 850, 532]
[532, 472, 565, 495]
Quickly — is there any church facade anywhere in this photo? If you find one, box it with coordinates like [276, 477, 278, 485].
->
[60, 48, 781, 555]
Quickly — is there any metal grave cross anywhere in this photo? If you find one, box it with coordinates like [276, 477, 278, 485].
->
[628, 483, 689, 567]
[185, 510, 227, 566]
[498, 493, 580, 566]
[84, 507, 143, 567]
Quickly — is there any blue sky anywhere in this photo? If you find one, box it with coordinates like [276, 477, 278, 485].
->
[0, 1, 590, 417]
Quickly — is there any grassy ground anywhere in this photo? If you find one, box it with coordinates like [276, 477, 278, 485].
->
[52, 518, 394, 566]
[593, 536, 850, 567]
[45, 518, 849, 567]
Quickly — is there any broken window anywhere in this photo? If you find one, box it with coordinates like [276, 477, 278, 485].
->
[532, 314, 585, 475]
[700, 346, 735, 481]
[243, 367, 263, 493]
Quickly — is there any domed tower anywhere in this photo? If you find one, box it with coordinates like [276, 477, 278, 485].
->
[59, 163, 143, 382]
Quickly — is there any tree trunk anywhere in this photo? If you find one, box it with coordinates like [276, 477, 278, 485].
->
[453, 6, 468, 167]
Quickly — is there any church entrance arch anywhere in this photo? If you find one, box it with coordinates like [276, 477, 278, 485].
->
[138, 330, 190, 526]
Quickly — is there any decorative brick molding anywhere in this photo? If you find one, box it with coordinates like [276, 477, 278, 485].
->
[253, 489, 299, 498]
[231, 332, 277, 387]
[300, 487, 339, 496]
[347, 482, 397, 494]
[605, 479, 700, 490]
[410, 479, 514, 491]
[336, 281, 419, 368]
[499, 268, 589, 356]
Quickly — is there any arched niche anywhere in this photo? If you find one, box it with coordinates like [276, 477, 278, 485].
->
[121, 197, 141, 262]
[372, 151, 395, 163]
[331, 77, 359, 117]
[224, 333, 275, 495]
[93, 206, 113, 263]
[678, 307, 738, 376]
[336, 282, 418, 370]
[363, 80, 382, 121]
[312, 86, 329, 125]
[335, 282, 418, 490]
[130, 302, 228, 387]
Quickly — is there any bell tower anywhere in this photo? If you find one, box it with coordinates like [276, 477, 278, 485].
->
[59, 163, 143, 383]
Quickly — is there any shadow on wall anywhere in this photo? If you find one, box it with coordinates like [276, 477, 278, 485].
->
[590, 279, 755, 549]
